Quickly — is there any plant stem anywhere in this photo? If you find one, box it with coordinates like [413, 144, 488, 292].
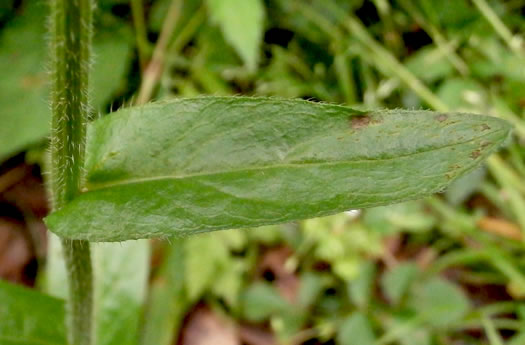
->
[131, 0, 149, 72]
[61, 240, 93, 345]
[137, 0, 182, 105]
[50, 1, 94, 344]
[472, 0, 524, 57]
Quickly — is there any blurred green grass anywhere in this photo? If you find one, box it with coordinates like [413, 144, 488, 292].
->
[2, 0, 525, 344]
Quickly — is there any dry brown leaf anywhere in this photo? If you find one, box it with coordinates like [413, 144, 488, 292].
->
[0, 219, 31, 284]
[238, 325, 276, 345]
[0, 165, 29, 193]
[2, 166, 48, 218]
[478, 217, 521, 241]
[415, 247, 437, 269]
[179, 306, 240, 345]
[259, 246, 299, 303]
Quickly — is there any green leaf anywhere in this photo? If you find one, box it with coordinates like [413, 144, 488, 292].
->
[297, 272, 324, 309]
[336, 312, 376, 345]
[241, 282, 290, 322]
[274, 309, 309, 342]
[184, 233, 230, 302]
[140, 241, 187, 345]
[437, 78, 486, 111]
[386, 317, 431, 345]
[44, 235, 150, 345]
[409, 277, 471, 327]
[45, 234, 69, 299]
[333, 256, 360, 281]
[380, 262, 419, 305]
[348, 261, 376, 308]
[363, 201, 436, 235]
[0, 2, 132, 161]
[206, 0, 265, 70]
[0, 2, 50, 162]
[0, 280, 67, 345]
[445, 167, 486, 205]
[404, 46, 454, 83]
[46, 97, 511, 242]
[92, 240, 150, 345]
[91, 27, 133, 112]
[212, 257, 245, 308]
[419, 0, 478, 30]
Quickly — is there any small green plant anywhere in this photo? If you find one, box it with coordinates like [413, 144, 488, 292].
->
[0, 1, 512, 345]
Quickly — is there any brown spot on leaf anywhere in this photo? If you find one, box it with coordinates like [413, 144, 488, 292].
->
[481, 124, 491, 131]
[481, 141, 492, 149]
[445, 165, 462, 180]
[21, 73, 47, 90]
[470, 150, 481, 159]
[350, 115, 371, 129]
[436, 114, 448, 122]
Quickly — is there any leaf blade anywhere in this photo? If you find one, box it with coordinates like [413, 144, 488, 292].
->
[140, 241, 187, 345]
[336, 312, 376, 345]
[92, 240, 150, 345]
[206, 0, 265, 70]
[0, 2, 132, 161]
[0, 280, 67, 345]
[46, 97, 511, 242]
[44, 235, 150, 345]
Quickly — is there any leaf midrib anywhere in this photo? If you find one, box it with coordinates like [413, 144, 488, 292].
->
[85, 128, 505, 192]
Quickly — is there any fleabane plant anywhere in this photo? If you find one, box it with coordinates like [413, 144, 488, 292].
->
[0, 0, 512, 344]
[47, 97, 510, 242]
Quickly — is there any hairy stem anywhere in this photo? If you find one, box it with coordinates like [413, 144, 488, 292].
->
[50, 0, 94, 344]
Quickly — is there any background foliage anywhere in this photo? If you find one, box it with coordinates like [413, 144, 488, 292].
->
[1, 0, 525, 344]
